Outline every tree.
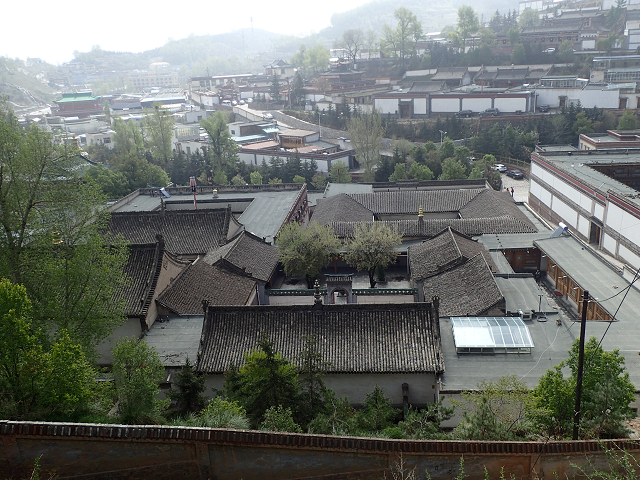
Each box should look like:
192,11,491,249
519,8,540,28
454,376,536,440
340,29,364,66
196,397,249,429
311,173,328,190
532,337,636,439
457,6,479,47
270,74,281,102
112,338,166,424
381,8,422,71
439,158,467,180
297,335,331,427
507,27,521,47
408,162,434,180
143,104,174,166
259,405,302,432
439,137,455,161
85,165,131,198
0,102,129,356
347,109,384,182
200,111,238,171
573,111,594,136
231,174,246,185
277,222,341,288
305,45,331,75
329,160,352,183
292,175,305,184
399,399,455,439
389,163,407,181
224,333,301,427
290,71,305,106
365,29,378,60
0,279,101,420
167,358,206,415
357,386,397,432
115,155,170,190
618,109,638,130
112,116,144,158
511,44,527,64
250,171,263,185
343,222,402,288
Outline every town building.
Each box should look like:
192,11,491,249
52,92,102,118
196,302,444,407
529,146,640,279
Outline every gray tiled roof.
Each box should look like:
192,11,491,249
349,189,483,215
495,68,529,80
312,194,374,225
431,67,468,80
202,231,280,283
408,227,498,280
156,260,256,314
460,189,536,227
332,216,538,238
118,243,163,317
422,254,504,317
409,81,447,93
197,303,444,374
107,208,230,256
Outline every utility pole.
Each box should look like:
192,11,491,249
572,290,589,440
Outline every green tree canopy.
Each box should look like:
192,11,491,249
0,101,129,356
439,158,467,180
347,109,384,182
329,160,352,183
519,8,540,28
617,109,638,130
112,338,166,424
277,221,341,288
457,6,480,43
224,333,301,427
143,104,174,166
200,111,238,172
343,222,402,288
454,376,537,440
0,279,101,420
531,337,636,439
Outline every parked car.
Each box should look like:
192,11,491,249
238,100,245,105
262,112,274,120
247,97,253,103
221,100,232,107
507,169,524,179
538,104,550,112
543,47,556,53
481,108,499,117
455,109,473,118
492,164,507,172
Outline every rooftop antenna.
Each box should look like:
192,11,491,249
190,176,198,210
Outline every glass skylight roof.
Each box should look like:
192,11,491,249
451,317,534,354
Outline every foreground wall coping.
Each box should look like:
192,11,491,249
1,421,638,454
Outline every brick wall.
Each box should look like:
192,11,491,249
2,421,638,480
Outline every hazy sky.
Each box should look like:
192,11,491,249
3,0,370,65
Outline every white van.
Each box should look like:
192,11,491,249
221,100,232,107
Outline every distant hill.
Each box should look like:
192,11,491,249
0,57,57,107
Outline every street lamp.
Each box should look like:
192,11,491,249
439,130,447,148
318,112,326,138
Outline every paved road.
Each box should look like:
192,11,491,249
500,173,529,203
